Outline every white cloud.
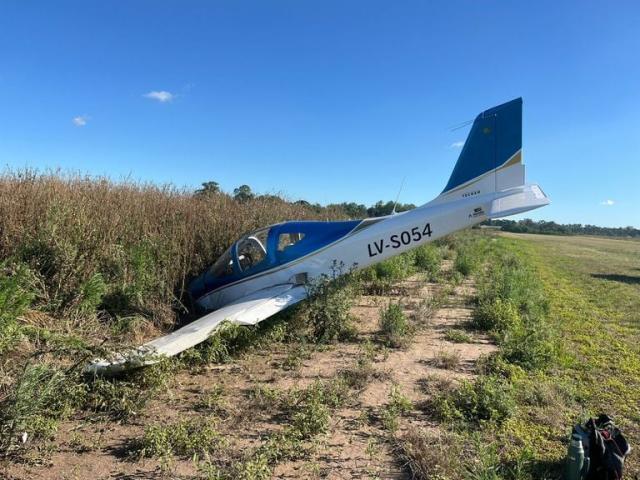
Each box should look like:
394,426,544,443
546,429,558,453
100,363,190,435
144,90,174,103
450,141,465,149
600,199,615,206
72,115,89,127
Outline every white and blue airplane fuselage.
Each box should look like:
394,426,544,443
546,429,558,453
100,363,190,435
88,97,549,374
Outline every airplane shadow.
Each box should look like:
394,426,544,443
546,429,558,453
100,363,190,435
591,273,640,285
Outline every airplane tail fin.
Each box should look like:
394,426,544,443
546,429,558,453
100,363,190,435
427,98,550,218
426,97,549,215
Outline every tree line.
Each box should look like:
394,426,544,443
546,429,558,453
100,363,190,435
195,182,637,235
483,218,640,238
194,181,416,218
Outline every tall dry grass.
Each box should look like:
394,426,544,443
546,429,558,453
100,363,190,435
0,170,344,330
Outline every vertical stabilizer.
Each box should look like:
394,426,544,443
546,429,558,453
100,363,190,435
429,98,525,205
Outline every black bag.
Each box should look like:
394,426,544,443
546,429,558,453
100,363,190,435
576,414,631,479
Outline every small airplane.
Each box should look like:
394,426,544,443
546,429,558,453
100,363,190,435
87,97,549,374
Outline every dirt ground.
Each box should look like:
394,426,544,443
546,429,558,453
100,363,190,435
5,271,495,480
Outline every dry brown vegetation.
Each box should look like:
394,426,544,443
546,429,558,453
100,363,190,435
0,170,344,330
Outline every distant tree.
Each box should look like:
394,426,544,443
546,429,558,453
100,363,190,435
367,200,416,218
195,181,221,196
327,202,368,218
233,184,254,202
257,194,283,202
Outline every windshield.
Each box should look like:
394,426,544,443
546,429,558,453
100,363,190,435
237,227,269,271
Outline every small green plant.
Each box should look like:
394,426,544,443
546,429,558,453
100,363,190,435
444,329,473,343
196,384,229,416
305,265,358,343
365,437,380,460
340,343,381,390
282,343,311,371
225,377,352,478
136,417,224,458
501,321,556,371
472,243,556,371
454,247,478,276
84,360,173,420
379,302,409,347
292,393,330,438
375,254,415,283
381,385,413,432
433,375,516,425
360,253,415,294
76,272,107,314
234,453,272,480
473,298,521,334
182,321,258,366
413,244,441,280
247,385,282,411
0,363,85,454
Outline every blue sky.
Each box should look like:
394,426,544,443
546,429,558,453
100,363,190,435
1,1,638,227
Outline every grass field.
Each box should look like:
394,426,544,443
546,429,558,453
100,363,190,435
490,233,640,477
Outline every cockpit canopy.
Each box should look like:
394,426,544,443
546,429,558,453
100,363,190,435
188,220,361,300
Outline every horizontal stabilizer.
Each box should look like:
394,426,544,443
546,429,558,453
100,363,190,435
488,184,550,218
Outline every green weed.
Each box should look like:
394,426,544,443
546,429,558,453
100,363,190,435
340,343,381,390
0,363,85,454
381,385,413,432
454,247,478,276
444,329,473,343
305,265,358,343
360,252,415,294
136,417,224,458
84,360,173,420
433,375,516,426
196,384,230,416
413,244,441,280
181,321,258,366
379,302,410,347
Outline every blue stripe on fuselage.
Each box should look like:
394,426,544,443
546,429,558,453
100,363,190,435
187,219,361,301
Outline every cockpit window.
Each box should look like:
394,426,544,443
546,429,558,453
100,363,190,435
277,232,305,252
237,228,269,271
209,247,235,278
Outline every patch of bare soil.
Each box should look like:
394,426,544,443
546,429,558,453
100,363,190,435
3,272,494,480
273,275,495,479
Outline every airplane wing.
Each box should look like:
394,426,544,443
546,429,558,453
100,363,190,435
86,283,307,375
